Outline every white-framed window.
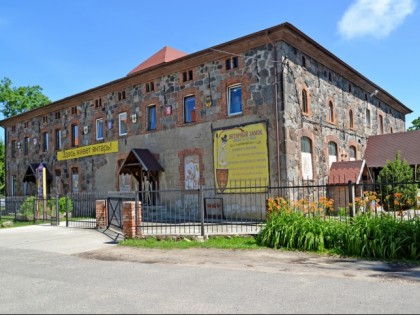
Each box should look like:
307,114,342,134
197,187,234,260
119,112,128,136
147,105,157,131
227,84,242,116
328,141,338,167
349,145,356,161
11,175,16,196
96,118,104,140
55,129,62,150
366,108,371,127
301,137,313,180
184,95,196,123
42,132,48,152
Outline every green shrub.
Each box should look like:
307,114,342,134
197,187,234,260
19,196,36,217
47,196,73,214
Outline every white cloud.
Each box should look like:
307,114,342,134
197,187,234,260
338,0,416,39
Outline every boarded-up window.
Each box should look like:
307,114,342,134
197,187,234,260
184,155,200,190
301,137,313,180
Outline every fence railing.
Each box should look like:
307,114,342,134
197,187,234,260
2,180,419,236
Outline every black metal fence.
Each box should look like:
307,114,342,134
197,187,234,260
2,179,419,236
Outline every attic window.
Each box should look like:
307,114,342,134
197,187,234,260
118,91,126,101
226,57,239,70
11,126,16,132
95,98,102,108
55,112,61,120
301,56,306,68
71,106,78,115
182,70,193,82
42,116,48,124
146,82,155,93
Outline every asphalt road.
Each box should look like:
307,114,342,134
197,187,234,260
0,224,419,314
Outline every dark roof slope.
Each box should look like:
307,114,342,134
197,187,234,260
328,160,366,184
364,130,420,168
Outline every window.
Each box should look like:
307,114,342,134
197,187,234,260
301,56,306,67
11,140,16,158
24,137,29,156
11,126,16,132
302,89,308,114
119,112,128,136
71,106,78,115
328,141,338,167
147,105,157,131
328,101,334,123
96,118,104,140
349,110,354,129
11,176,16,196
366,109,371,126
348,83,352,93
24,121,29,128
71,124,79,147
301,137,313,180
227,84,242,116
55,129,62,150
95,99,102,108
118,91,126,101
379,115,384,134
145,82,154,93
184,95,196,123
182,70,193,82
226,57,239,70
43,116,48,124
42,132,48,152
349,146,356,161
71,168,79,193
55,112,61,120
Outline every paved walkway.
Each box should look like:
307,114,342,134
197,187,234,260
0,224,119,255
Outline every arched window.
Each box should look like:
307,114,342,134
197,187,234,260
328,141,338,167
349,110,354,129
301,137,313,180
349,146,356,161
328,101,334,123
302,89,308,114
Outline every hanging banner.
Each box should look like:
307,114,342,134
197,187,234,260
213,122,269,193
57,140,118,161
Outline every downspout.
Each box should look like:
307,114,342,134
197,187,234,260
265,31,281,186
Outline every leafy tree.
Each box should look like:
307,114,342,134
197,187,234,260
408,117,420,131
0,77,51,118
378,151,418,211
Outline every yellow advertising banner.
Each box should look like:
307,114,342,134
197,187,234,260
57,140,119,161
213,122,269,193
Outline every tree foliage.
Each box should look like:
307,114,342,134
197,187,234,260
378,151,418,211
408,117,420,131
0,77,51,118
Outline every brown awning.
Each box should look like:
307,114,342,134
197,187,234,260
23,163,53,183
118,149,164,175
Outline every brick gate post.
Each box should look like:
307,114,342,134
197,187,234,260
122,201,142,239
95,200,108,229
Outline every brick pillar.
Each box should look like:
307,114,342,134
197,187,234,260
122,201,142,239
96,200,108,229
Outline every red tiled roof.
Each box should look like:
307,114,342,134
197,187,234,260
127,46,188,75
364,130,420,168
328,160,366,184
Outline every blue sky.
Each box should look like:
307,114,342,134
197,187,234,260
0,0,419,138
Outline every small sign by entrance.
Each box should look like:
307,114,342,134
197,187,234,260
204,198,224,219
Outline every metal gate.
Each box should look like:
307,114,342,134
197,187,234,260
107,192,137,230
65,192,105,228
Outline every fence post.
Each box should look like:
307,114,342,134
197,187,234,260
348,180,354,219
65,194,69,227
199,185,205,237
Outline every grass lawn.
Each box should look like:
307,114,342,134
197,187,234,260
120,235,261,250
0,215,36,228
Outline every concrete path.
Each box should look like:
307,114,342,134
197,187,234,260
0,223,120,255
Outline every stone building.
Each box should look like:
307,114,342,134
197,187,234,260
0,22,412,197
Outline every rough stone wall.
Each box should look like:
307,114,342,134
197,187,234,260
5,40,407,195
279,41,405,184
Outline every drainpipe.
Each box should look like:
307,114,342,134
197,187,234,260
265,31,281,186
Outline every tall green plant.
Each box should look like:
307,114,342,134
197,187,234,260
378,151,418,211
